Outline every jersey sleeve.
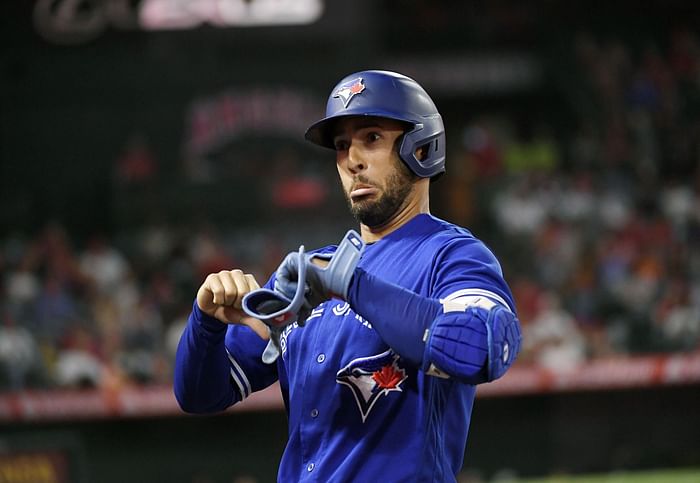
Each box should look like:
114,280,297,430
173,277,279,414
348,233,515,376
223,320,279,403
430,237,516,313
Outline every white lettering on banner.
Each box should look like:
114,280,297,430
141,0,324,30
33,0,324,45
19,391,108,420
663,354,700,382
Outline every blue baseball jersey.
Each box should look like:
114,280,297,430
175,214,515,482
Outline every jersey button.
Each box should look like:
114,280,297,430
317,353,325,363
310,408,319,418
307,463,315,472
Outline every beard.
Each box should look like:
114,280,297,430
343,158,417,228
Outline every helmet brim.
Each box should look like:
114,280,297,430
304,109,416,149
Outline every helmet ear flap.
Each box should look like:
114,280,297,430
399,123,446,179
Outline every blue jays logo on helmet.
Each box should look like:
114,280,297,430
333,77,366,108
336,350,407,422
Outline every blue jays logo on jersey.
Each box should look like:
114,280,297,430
333,77,365,108
336,349,407,422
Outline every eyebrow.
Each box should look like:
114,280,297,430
332,119,382,140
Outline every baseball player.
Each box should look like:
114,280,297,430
174,70,521,482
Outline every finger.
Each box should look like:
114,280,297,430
277,253,299,283
230,269,249,309
241,316,270,340
310,256,329,268
220,306,269,340
208,274,225,306
196,279,215,313
219,270,239,306
220,305,245,324
245,273,260,291
274,277,298,300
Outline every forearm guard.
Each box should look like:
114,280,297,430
423,303,521,384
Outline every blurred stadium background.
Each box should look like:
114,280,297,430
1,1,700,482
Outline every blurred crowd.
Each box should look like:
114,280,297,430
1,30,699,392
450,29,700,371
0,216,307,391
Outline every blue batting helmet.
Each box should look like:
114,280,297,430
305,70,446,179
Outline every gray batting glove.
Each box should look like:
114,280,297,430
275,230,365,323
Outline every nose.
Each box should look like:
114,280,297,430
347,143,366,174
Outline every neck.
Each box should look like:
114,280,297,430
360,180,430,243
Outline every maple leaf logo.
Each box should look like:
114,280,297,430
372,365,404,390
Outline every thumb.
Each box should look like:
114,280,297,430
240,316,270,341
276,252,301,299
217,307,269,341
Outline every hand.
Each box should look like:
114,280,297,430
274,230,365,321
196,270,269,340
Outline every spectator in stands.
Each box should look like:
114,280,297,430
0,313,44,390
78,234,130,295
54,325,105,389
522,291,587,371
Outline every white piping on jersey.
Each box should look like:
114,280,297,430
439,288,511,312
229,368,247,401
226,349,252,399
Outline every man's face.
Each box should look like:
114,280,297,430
333,116,417,228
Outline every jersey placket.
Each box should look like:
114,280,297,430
297,310,329,480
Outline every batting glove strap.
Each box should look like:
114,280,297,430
316,230,365,299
